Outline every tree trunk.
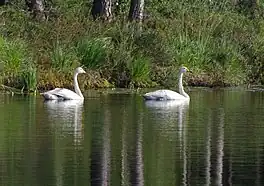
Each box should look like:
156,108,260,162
25,0,45,20
128,0,144,33
0,0,8,6
235,0,260,18
128,0,144,22
91,0,112,22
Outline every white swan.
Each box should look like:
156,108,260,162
42,67,86,100
143,66,190,101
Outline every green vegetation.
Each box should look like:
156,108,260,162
0,0,264,92
77,37,109,69
0,36,36,91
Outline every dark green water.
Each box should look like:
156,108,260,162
0,88,264,186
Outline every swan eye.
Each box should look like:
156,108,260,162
184,67,189,72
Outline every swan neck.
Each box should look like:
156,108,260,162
178,72,189,99
74,73,83,99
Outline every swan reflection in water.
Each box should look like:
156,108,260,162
144,99,189,139
144,100,189,185
44,99,84,144
144,100,189,135
144,99,189,110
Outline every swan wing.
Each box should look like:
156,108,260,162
143,89,186,100
43,88,62,94
42,88,63,100
42,88,82,100
53,88,82,100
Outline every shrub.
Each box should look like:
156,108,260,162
128,55,151,87
50,41,77,71
76,37,109,69
0,36,37,91
21,65,37,92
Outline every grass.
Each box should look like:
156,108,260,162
50,41,77,72
128,55,152,88
76,37,109,69
21,65,37,92
0,0,264,91
0,36,37,92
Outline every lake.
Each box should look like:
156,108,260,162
0,88,264,186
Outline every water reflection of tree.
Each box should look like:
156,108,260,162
184,89,264,186
119,95,144,186
184,108,226,185
102,108,111,186
90,94,145,186
90,97,112,186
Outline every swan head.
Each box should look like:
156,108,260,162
75,67,86,74
179,66,189,73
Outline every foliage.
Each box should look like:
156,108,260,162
244,20,264,85
21,65,37,92
0,36,37,91
76,37,108,69
0,0,264,90
128,55,152,87
50,41,77,72
0,36,27,75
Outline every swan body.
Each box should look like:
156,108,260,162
143,66,190,101
143,89,188,100
42,67,86,100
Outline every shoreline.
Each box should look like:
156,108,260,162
2,77,262,95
